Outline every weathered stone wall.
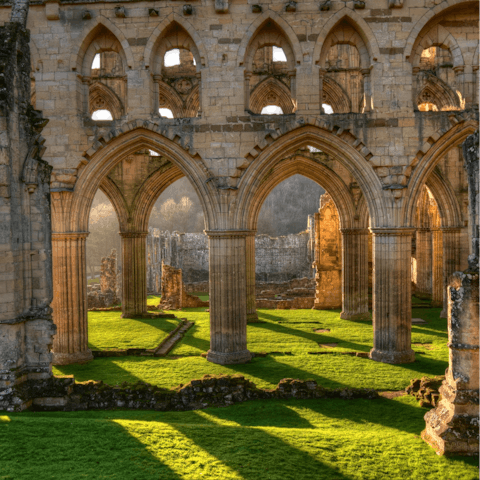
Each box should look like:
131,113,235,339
314,194,342,309
0,14,55,412
87,249,119,308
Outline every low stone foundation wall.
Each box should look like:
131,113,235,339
12,374,378,413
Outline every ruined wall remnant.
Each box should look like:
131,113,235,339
313,194,342,309
0,10,56,411
158,262,208,310
422,131,479,456
87,249,119,309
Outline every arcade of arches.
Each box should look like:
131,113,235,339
0,0,478,456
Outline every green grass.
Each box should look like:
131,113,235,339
1,396,477,479
87,311,181,350
55,307,449,391
87,277,99,284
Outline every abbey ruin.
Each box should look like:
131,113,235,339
0,0,478,457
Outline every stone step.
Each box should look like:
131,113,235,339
154,320,194,357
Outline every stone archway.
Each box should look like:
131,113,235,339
51,128,214,365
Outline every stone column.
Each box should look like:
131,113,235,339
319,68,326,113
120,231,148,318
431,227,443,307
361,68,372,112
340,228,370,320
441,227,461,318
415,228,433,299
206,230,252,365
369,228,415,364
51,232,93,365
245,232,258,322
423,270,479,455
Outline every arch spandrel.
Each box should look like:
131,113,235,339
235,125,386,229
68,128,215,234
403,119,478,227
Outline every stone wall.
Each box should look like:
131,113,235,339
87,249,119,308
0,14,56,412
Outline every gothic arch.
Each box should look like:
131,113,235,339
403,119,477,226
71,17,134,74
405,0,478,61
410,24,464,69
98,176,130,228
89,82,124,119
144,14,207,71
249,76,296,114
237,11,302,67
248,155,359,232
323,76,351,113
157,81,185,118
415,74,461,111
313,9,380,66
425,169,463,228
64,128,215,234
130,165,185,232
235,125,386,229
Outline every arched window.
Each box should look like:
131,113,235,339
159,108,174,118
244,21,297,114
152,23,201,119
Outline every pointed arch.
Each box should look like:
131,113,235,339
89,82,124,119
323,76,351,113
98,176,130,229
71,16,134,74
184,85,200,118
416,73,461,111
410,24,464,68
313,8,380,66
249,77,296,114
425,169,462,228
158,82,185,118
248,155,358,231
235,125,386,229
237,11,302,67
144,13,208,70
405,0,478,60
403,119,478,226
69,128,216,233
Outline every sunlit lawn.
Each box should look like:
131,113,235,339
1,396,477,480
88,311,181,350
56,307,449,392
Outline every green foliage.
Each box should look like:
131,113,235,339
1,397,477,479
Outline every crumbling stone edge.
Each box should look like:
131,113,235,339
0,374,379,413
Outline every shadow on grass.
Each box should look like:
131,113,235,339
170,323,211,353
250,317,372,353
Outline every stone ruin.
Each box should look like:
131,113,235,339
87,249,120,309
422,131,479,456
158,262,209,310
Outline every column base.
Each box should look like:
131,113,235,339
422,399,479,456
247,312,259,323
369,348,415,364
52,349,94,366
121,311,148,319
206,349,252,365
340,311,371,321
440,309,448,319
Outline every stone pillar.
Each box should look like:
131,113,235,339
441,227,461,318
361,68,372,112
431,227,443,307
340,229,370,320
206,230,252,365
369,228,415,364
120,231,148,318
415,228,433,299
51,232,93,365
319,68,326,113
422,270,479,455
245,232,258,322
